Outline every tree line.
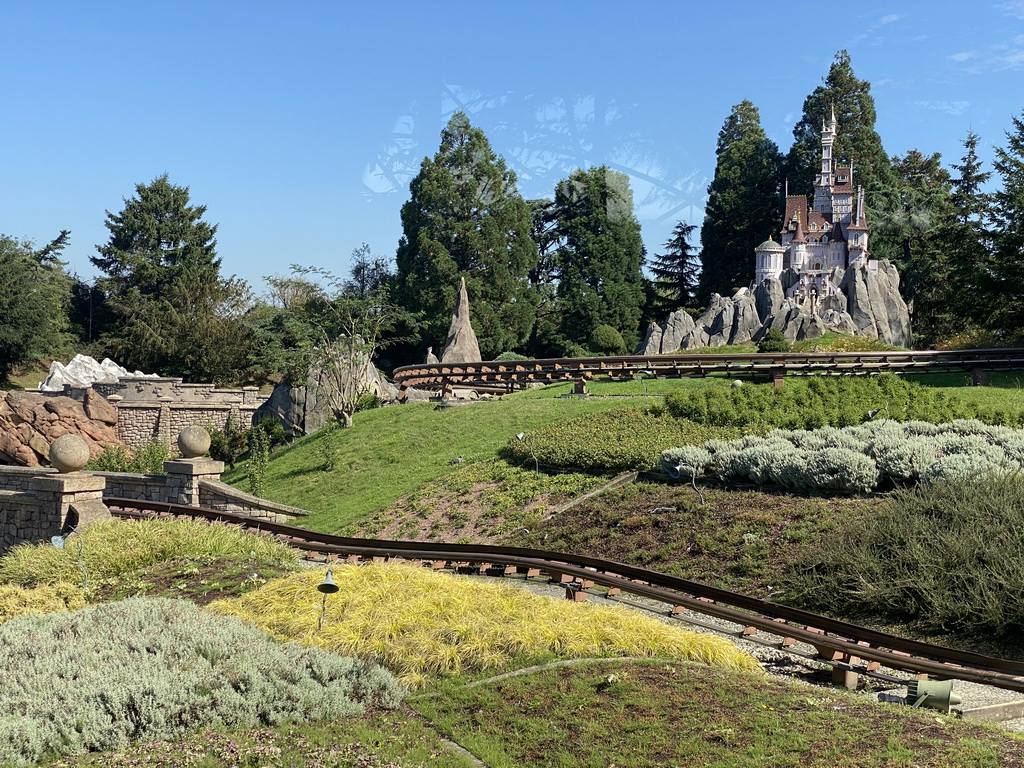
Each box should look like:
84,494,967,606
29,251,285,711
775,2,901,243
3,50,1024,389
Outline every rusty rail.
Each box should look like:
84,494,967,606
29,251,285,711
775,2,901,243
105,496,1024,694
392,348,1024,395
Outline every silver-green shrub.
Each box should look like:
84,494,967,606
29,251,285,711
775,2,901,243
0,598,404,767
661,420,1024,494
659,446,712,476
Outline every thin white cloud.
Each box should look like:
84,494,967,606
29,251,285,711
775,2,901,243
912,100,972,116
999,0,1024,19
950,51,977,62
879,13,904,24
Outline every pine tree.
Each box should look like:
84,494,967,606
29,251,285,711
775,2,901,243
944,131,993,332
986,112,1024,338
649,220,700,315
92,175,251,383
697,101,781,303
885,151,955,345
395,112,538,358
553,166,647,352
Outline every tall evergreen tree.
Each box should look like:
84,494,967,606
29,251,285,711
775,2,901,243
883,151,955,344
697,101,781,303
650,220,700,315
93,175,252,383
554,166,646,351
943,131,992,331
395,112,538,358
0,232,72,381
986,112,1024,338
785,51,895,200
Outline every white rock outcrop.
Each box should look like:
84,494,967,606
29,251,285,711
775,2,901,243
40,355,158,392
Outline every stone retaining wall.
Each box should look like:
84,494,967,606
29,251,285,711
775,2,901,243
199,479,309,522
0,455,308,554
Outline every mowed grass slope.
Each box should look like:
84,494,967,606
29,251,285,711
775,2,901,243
224,388,727,532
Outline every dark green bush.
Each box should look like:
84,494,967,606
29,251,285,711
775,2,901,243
664,374,1024,430
591,324,627,356
500,408,739,472
757,328,790,353
494,351,529,362
786,476,1024,638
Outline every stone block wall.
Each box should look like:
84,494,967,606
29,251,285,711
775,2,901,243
38,378,268,450
0,457,309,554
0,491,44,553
199,479,309,523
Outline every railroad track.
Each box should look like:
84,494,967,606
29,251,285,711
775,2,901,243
393,348,1024,395
105,496,1024,695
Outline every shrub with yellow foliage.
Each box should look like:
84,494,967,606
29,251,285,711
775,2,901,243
0,583,85,625
210,563,761,689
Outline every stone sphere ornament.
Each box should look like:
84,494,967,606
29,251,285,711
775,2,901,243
49,434,91,473
177,426,211,458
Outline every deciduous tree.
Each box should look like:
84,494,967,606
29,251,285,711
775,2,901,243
0,232,72,381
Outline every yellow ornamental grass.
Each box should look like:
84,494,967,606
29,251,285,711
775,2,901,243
0,518,299,587
209,563,761,689
0,582,85,625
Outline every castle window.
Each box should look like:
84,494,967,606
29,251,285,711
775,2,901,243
838,175,848,182
822,236,829,244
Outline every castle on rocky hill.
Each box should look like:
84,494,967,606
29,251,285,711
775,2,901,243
753,106,874,312
637,107,912,355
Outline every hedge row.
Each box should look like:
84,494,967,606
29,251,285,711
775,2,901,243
664,375,1024,430
501,408,741,472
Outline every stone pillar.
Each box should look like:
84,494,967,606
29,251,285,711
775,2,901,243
157,396,173,445
30,434,110,540
163,458,224,507
242,386,259,407
163,426,222,507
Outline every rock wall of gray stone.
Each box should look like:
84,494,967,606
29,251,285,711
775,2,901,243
637,260,912,354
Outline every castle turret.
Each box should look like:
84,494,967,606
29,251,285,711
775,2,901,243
813,105,838,213
754,237,785,283
847,186,869,266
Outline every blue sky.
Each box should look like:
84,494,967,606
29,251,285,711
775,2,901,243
4,1,1024,294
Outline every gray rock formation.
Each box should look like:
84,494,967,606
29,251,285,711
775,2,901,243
636,310,696,355
254,360,397,438
841,262,912,347
639,260,912,353
440,277,482,364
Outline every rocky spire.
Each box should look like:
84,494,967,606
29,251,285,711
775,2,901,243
440,277,482,363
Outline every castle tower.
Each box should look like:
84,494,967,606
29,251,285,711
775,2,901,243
813,105,838,214
755,237,785,282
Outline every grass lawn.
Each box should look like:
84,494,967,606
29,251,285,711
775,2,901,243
412,659,1024,768
223,394,670,532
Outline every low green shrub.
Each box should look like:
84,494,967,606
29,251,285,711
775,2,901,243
501,408,740,472
789,333,905,353
661,420,1024,493
494,351,529,362
87,441,172,474
787,476,1024,637
0,518,299,588
0,598,404,766
756,328,790,353
664,374,1024,430
591,324,627,355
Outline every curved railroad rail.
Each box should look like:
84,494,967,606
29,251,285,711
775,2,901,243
106,496,1024,695
393,348,1024,396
